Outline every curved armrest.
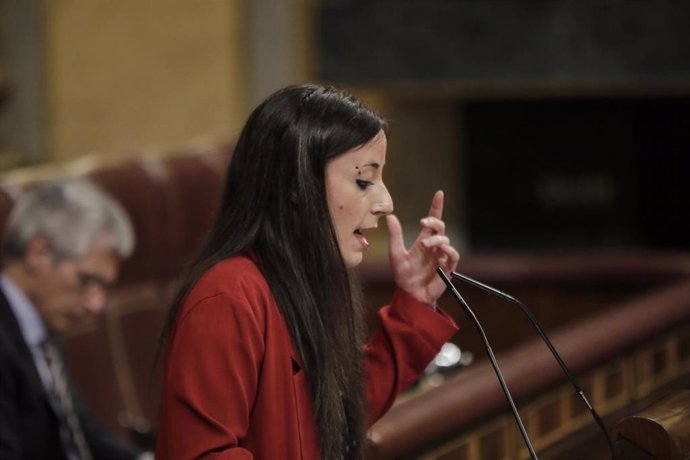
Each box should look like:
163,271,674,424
613,389,690,460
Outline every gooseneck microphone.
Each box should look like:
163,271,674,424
450,270,616,459
435,268,539,460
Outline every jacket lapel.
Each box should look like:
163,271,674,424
0,286,53,400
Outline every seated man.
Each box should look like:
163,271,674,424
0,179,150,459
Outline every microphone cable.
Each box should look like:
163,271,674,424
450,270,617,459
436,268,539,460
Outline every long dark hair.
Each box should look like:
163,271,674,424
161,84,388,459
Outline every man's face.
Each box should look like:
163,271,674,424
32,233,120,333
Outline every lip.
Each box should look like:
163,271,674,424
354,229,370,249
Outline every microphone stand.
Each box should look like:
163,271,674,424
436,268,539,460
450,271,617,459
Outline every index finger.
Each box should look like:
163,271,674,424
428,190,444,220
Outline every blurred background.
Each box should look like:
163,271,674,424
2,1,690,459
2,0,689,253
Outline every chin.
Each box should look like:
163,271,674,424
48,319,68,333
343,253,363,269
53,315,83,333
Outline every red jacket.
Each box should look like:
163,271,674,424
156,256,457,459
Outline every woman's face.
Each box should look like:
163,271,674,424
325,130,393,268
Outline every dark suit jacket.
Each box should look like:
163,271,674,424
0,285,140,460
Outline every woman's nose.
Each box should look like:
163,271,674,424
372,184,394,216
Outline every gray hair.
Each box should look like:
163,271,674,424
2,178,135,262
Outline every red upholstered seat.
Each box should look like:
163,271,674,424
87,160,175,285
156,146,229,277
0,145,232,449
62,314,131,442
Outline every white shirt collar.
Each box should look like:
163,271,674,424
0,273,48,347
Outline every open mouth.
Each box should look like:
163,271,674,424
354,229,370,249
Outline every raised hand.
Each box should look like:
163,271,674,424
386,190,460,305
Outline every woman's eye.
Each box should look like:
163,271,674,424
356,179,373,190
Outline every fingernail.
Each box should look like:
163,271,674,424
422,238,431,247
421,218,429,225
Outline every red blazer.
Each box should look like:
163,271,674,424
156,256,457,459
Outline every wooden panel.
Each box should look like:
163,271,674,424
367,280,690,459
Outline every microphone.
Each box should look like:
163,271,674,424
435,268,539,459
450,270,616,459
